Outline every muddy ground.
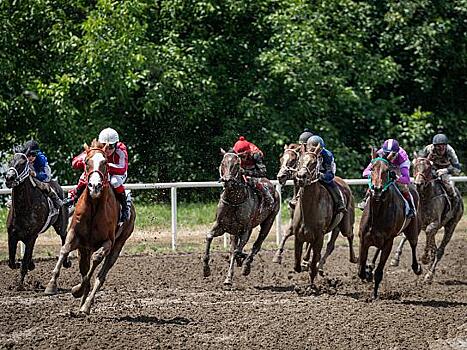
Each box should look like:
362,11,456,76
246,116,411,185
0,236,466,350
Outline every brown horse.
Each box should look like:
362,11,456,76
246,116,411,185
274,144,357,274
390,155,464,283
45,140,136,314
203,150,280,286
4,149,70,287
358,154,422,299
293,145,355,290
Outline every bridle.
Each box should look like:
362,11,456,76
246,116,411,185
85,148,109,187
368,157,393,194
298,151,322,185
219,152,243,184
7,153,31,187
413,157,433,184
279,147,301,175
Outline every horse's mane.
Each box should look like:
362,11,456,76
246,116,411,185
84,139,105,151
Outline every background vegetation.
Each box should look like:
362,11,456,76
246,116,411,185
1,0,465,201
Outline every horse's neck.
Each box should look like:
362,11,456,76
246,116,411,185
369,186,401,217
12,177,36,213
418,182,434,200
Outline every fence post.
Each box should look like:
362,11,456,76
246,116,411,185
275,183,282,246
171,187,177,251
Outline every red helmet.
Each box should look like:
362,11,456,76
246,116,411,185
233,136,251,153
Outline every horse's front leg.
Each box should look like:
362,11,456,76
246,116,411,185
19,236,38,288
318,228,339,275
203,223,224,278
79,239,112,314
272,219,293,264
425,220,456,283
422,223,438,265
373,240,394,299
7,232,20,270
308,234,324,292
45,229,79,295
358,240,370,282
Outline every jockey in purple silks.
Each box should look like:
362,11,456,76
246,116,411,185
361,139,415,218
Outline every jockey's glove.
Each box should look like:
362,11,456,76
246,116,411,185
389,170,398,181
436,168,449,177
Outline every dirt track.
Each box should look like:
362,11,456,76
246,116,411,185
0,238,466,350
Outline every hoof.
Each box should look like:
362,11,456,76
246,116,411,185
242,263,251,276
318,268,324,277
79,306,91,315
350,257,358,264
8,262,20,270
71,284,84,298
413,264,422,276
424,271,434,284
28,261,35,271
294,265,302,273
301,261,309,271
44,284,58,295
272,254,282,264
389,258,400,267
223,279,232,286
63,259,72,269
203,265,211,278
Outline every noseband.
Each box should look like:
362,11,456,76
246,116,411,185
299,152,322,185
86,148,109,186
279,148,301,174
368,157,393,193
219,152,243,184
8,153,31,187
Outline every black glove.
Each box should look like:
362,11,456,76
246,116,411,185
389,170,397,181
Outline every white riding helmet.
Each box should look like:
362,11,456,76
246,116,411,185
98,128,119,144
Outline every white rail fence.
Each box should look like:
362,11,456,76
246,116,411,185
1,176,466,251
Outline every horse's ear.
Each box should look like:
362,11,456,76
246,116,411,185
371,146,377,159
284,144,288,150
220,148,226,155
413,151,418,159
314,144,322,155
83,143,89,152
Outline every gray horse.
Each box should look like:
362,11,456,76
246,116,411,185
5,150,70,287
203,150,280,286
390,155,464,283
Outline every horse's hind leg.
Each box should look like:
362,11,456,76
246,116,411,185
422,223,439,265
318,228,339,275
390,235,406,267
71,248,91,299
203,223,224,278
80,238,128,314
273,220,293,264
45,229,79,295
425,220,457,283
243,215,275,276
19,237,37,288
53,209,71,268
301,243,312,271
405,228,422,277
224,235,240,286
373,240,393,299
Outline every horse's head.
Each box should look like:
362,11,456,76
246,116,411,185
277,143,301,185
296,144,322,187
84,139,109,199
219,148,242,189
369,156,393,200
5,146,30,188
412,154,433,187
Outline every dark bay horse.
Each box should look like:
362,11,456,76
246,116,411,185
45,140,136,314
5,149,70,286
390,155,464,283
358,154,422,299
274,144,357,272
293,145,356,290
203,150,280,286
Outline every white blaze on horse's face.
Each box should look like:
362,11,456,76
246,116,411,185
87,152,106,198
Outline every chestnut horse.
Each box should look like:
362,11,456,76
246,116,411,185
203,150,280,286
390,155,463,283
274,143,357,273
293,145,355,290
5,149,70,286
45,140,136,314
358,154,422,299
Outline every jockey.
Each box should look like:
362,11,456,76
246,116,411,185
232,136,274,205
64,128,130,223
362,139,415,218
420,133,461,200
298,128,313,145
306,135,346,213
21,140,63,209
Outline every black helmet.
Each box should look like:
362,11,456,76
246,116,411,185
23,140,39,156
298,128,313,144
432,134,448,145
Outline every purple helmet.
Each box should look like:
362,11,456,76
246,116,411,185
382,139,400,153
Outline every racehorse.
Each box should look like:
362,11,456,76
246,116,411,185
390,155,463,283
274,143,357,273
203,149,280,286
293,144,355,291
5,148,70,287
45,140,136,314
358,152,422,299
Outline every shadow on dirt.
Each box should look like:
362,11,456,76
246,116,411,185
254,285,295,293
438,279,467,286
116,315,192,325
400,299,467,308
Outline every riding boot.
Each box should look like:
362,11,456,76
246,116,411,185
357,190,370,211
442,181,457,200
402,191,415,218
116,191,129,223
328,184,346,213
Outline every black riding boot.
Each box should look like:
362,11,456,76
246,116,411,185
32,178,63,209
328,184,346,213
116,192,129,223
402,192,415,218
255,181,274,206
64,185,85,208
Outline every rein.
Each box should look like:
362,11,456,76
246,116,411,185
279,148,301,174
8,153,31,187
85,149,109,186
368,157,393,192
299,152,322,185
